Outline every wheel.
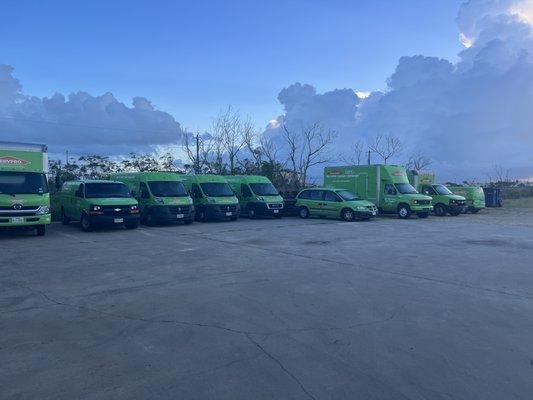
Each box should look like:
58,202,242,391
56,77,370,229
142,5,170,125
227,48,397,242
184,219,193,225
274,214,282,219
434,203,446,217
449,209,461,216
341,208,355,222
397,204,411,219
470,208,480,214
299,206,309,219
80,213,93,232
61,208,70,225
36,225,46,236
247,207,256,219
145,211,156,226
417,212,429,218
125,221,139,229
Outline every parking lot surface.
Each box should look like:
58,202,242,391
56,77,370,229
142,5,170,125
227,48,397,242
2,209,533,399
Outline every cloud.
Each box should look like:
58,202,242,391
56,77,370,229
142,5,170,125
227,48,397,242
0,65,184,155
266,0,533,180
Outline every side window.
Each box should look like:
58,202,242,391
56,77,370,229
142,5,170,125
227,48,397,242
298,190,309,200
77,183,84,198
140,182,150,199
422,185,433,195
191,184,203,199
241,184,252,197
324,191,341,202
308,190,323,201
385,184,397,195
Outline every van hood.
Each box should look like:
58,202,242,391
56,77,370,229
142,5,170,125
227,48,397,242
156,196,192,205
346,199,375,207
448,194,466,201
258,195,283,203
0,193,49,208
210,196,239,204
87,197,138,206
404,193,432,201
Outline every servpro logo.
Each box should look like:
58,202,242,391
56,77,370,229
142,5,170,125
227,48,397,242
327,170,342,176
0,156,29,166
392,171,405,177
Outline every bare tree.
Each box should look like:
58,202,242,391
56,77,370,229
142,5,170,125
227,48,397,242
406,151,432,171
339,141,364,165
369,134,402,164
215,106,246,174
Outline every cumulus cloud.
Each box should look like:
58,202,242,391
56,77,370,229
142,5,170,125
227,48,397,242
266,0,533,180
0,65,184,155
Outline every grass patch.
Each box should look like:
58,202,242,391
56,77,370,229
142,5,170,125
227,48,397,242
504,197,533,208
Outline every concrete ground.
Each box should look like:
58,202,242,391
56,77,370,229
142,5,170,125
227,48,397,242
1,208,533,400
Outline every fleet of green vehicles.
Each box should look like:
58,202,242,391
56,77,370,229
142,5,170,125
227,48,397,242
0,141,51,236
224,175,284,218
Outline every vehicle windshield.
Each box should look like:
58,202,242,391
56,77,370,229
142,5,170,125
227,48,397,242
249,183,279,196
394,183,418,194
200,182,234,197
0,172,49,195
336,190,358,201
148,181,188,197
433,184,453,195
85,183,131,198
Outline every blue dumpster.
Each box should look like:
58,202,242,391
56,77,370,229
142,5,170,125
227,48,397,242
483,187,503,207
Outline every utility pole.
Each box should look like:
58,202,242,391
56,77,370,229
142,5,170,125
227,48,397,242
66,150,69,165
195,133,200,174
367,150,371,165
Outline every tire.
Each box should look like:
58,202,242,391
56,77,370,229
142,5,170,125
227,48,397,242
36,225,46,236
341,208,355,222
184,219,193,225
61,208,70,225
470,208,480,214
125,221,139,229
434,203,446,217
299,206,309,219
397,204,411,219
80,213,92,232
145,211,156,227
196,209,207,222
417,212,429,218
449,209,461,216
274,214,282,219
247,207,256,219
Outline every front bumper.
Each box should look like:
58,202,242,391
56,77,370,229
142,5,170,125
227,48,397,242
89,214,140,226
0,213,51,227
204,204,240,219
147,205,195,222
411,205,433,212
248,202,284,216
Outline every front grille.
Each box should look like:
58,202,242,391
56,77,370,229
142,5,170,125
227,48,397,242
0,205,37,211
168,205,190,214
267,203,284,209
0,211,37,217
418,200,431,205
218,205,237,212
366,205,378,211
101,206,131,216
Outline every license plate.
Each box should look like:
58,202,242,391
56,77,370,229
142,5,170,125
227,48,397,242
225,212,232,216
273,209,279,214
11,217,24,224
114,218,123,223
176,214,184,219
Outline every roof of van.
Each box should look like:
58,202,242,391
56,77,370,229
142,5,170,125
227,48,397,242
111,171,182,181
180,174,228,183
224,175,272,184
63,179,125,184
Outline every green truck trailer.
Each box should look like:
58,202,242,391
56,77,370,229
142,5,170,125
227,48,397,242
324,165,433,218
0,141,51,236
224,175,284,218
111,172,194,225
407,171,466,216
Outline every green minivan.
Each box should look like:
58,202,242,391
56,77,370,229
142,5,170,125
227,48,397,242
181,175,240,221
295,187,378,221
224,175,284,219
59,180,140,231
111,172,194,225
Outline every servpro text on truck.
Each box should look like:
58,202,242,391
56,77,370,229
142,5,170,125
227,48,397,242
324,165,433,219
0,141,51,236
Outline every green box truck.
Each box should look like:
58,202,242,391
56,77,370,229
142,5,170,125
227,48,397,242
407,171,466,216
0,141,51,236
181,175,240,221
446,185,486,213
111,172,194,225
324,165,433,219
59,180,140,231
224,175,284,219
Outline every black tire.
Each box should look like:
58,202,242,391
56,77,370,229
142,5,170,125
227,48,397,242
80,213,92,232
196,209,207,222
449,209,461,216
36,225,46,236
434,203,446,217
145,211,156,227
417,212,429,219
341,208,355,222
125,221,139,229
184,219,193,225
397,204,411,219
61,208,70,225
470,208,480,214
299,206,309,219
247,207,256,219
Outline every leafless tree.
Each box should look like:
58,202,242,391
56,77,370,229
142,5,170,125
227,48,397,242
339,141,364,165
369,134,402,164
405,151,432,171
215,106,246,174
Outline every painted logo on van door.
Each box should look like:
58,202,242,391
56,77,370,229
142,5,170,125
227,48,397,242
0,156,30,166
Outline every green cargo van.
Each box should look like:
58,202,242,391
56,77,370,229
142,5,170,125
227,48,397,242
111,172,194,225
296,187,377,221
324,165,433,218
59,180,140,231
408,171,466,216
224,175,284,218
181,175,240,221
447,185,486,213
0,141,50,236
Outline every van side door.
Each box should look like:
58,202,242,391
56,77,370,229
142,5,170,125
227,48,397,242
383,183,398,212
323,190,342,217
139,182,151,211
191,184,203,204
241,184,253,208
74,183,84,218
307,190,324,216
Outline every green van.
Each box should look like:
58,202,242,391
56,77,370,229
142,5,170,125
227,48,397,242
408,171,466,216
181,175,240,221
59,180,140,231
224,175,284,218
111,172,194,225
447,185,486,213
295,187,378,221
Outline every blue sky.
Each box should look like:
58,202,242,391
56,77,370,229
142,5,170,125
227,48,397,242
1,0,464,132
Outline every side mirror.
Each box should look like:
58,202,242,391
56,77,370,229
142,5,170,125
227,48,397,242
75,189,83,198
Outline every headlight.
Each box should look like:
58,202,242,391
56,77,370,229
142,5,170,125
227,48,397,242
36,206,50,214
154,197,164,204
207,197,216,204
411,200,419,204
90,205,101,211
131,205,138,211
188,197,193,204
257,196,264,201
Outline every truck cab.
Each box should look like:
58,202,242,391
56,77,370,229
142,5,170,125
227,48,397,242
447,185,486,213
111,172,194,225
224,175,284,219
408,171,466,216
59,180,140,231
181,175,240,221
0,141,51,236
